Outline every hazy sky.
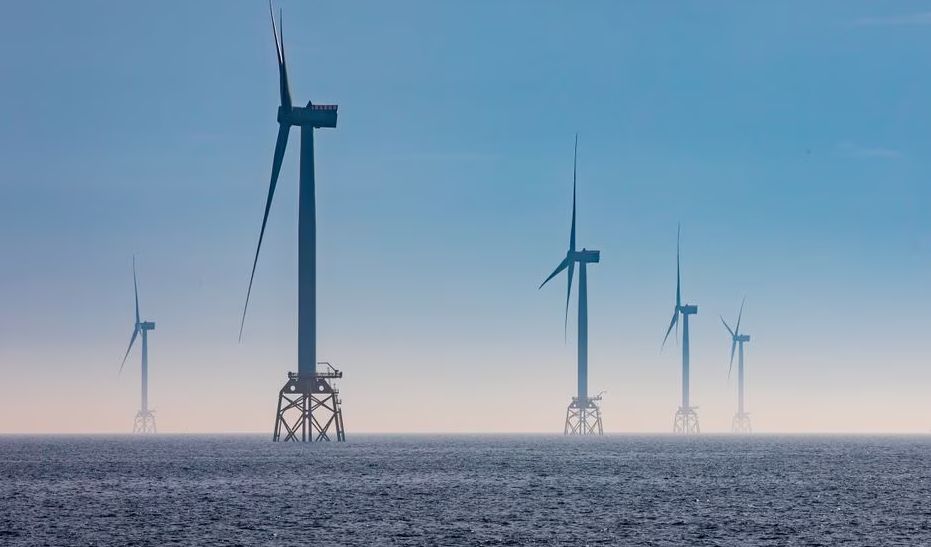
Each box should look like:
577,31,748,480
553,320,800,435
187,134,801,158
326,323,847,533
2,1,931,434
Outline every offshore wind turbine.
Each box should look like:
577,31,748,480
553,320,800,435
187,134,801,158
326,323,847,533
722,298,752,434
240,3,344,442
662,225,700,434
118,257,156,434
540,135,604,435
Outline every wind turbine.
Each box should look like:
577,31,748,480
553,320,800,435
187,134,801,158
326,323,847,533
662,225,700,434
119,256,156,434
240,2,344,442
722,298,752,434
540,135,604,435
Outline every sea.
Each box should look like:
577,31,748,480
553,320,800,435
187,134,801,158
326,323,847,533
0,434,929,546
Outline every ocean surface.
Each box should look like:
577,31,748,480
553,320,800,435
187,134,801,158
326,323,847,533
0,434,929,546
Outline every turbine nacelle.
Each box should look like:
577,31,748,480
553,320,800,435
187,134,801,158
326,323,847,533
736,334,750,343
569,249,600,264
679,304,698,315
277,104,338,128
138,321,156,331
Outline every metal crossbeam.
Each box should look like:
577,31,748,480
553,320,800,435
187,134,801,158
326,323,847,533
273,371,345,442
732,412,752,434
133,410,157,434
564,396,603,436
673,406,700,435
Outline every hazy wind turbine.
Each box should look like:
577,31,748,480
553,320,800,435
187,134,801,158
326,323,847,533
540,135,604,435
662,225,700,434
239,2,344,442
722,298,752,434
118,256,156,434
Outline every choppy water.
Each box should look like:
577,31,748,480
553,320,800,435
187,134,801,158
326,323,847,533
1,434,929,546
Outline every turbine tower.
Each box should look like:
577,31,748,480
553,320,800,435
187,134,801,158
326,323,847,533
540,135,604,436
722,298,751,434
662,225,700,434
240,3,345,442
119,256,156,434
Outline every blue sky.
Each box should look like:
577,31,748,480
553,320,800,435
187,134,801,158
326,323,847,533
1,1,931,433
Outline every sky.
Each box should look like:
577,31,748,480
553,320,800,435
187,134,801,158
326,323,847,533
1,1,931,434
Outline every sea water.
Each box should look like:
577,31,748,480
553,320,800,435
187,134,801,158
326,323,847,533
1,434,929,546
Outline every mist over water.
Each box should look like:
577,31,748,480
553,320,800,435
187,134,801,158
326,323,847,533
1,434,929,545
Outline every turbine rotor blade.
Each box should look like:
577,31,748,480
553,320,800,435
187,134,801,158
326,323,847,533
735,296,746,335
728,339,737,381
721,316,735,338
676,310,680,345
661,310,679,350
676,223,681,308
269,1,292,109
564,260,575,340
119,327,139,376
569,134,577,252
539,257,569,290
133,256,140,325
240,123,291,341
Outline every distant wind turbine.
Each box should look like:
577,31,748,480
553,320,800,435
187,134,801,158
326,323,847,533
721,298,752,434
119,256,156,434
662,225,700,435
540,135,604,436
